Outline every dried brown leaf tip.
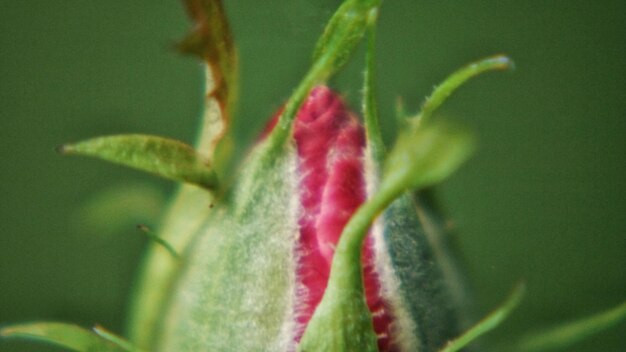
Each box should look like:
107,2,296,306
179,0,236,108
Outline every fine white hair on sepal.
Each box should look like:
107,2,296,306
157,141,301,351
364,144,421,352
373,216,422,352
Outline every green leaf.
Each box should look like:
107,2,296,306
179,0,238,170
418,55,514,124
269,0,381,149
1,322,129,351
59,134,218,190
438,282,526,352
513,300,626,352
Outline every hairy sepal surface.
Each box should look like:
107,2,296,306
157,138,300,351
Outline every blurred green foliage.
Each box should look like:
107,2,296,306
1,1,624,351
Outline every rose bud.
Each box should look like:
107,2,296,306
153,86,472,351
5,1,621,351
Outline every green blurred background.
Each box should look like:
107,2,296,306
1,1,624,351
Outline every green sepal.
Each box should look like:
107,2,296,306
381,121,475,197
269,0,381,148
154,140,301,351
59,134,218,190
438,282,526,352
512,299,626,352
296,271,378,352
313,0,381,71
0,322,135,352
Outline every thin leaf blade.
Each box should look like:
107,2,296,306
59,134,218,190
1,322,126,352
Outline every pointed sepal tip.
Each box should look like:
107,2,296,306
60,134,219,190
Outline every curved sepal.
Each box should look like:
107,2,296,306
269,0,381,148
0,322,138,352
59,134,218,190
312,0,381,75
417,55,514,125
